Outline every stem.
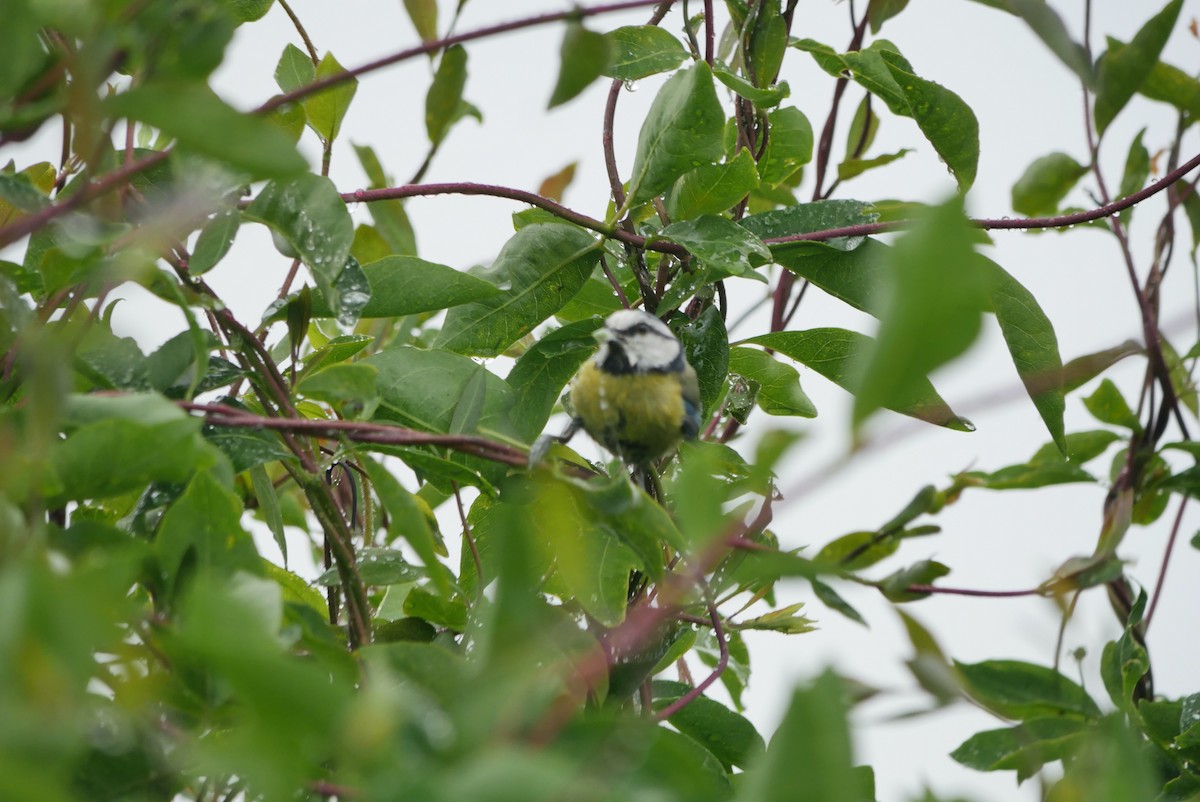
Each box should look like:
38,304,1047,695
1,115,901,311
278,0,321,64
1145,496,1187,630
703,0,715,66
258,0,671,115
654,584,727,720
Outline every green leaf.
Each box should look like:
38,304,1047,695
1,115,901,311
1100,591,1150,711
505,318,602,442
426,44,468,145
738,602,818,634
758,106,814,187
361,456,449,595
107,83,306,177
1011,152,1088,216
295,363,379,419
627,63,725,206
368,346,518,438
739,670,858,802
189,208,239,276
728,347,817,417
307,255,502,318
666,148,760,220
156,470,261,594
747,328,968,429
302,334,373,375
653,680,766,769
1139,54,1200,117
318,547,422,587
1118,129,1150,201
303,52,357,142
1094,0,1182,135
867,0,910,33
840,45,980,190
740,199,879,256
677,305,729,416
844,95,879,158
402,0,438,42
50,414,212,502
713,68,791,108
1062,340,1143,393
880,559,950,601
273,42,315,94
436,223,600,357
812,579,867,625
353,144,418,256
403,586,466,630
1084,379,1141,431
602,25,688,80
204,424,293,474
0,0,47,98
852,197,985,430
224,0,274,22
249,464,287,563
650,214,771,281
984,260,1066,451
837,148,912,181
549,22,613,109
244,174,353,310
973,0,1093,88
951,718,1088,781
955,659,1102,720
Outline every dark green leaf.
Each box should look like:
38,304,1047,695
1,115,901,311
666,147,760,220
1011,152,1088,216
1062,340,1143,393
426,45,468,145
956,659,1102,720
758,106,814,187
204,425,293,474
740,199,878,256
812,579,867,625
244,174,353,308
650,214,771,282
505,318,602,442
840,45,979,190
677,305,729,416
319,547,422,587
224,0,274,22
304,52,357,142
852,197,985,430
367,346,518,438
436,223,600,357
747,328,968,429
713,68,791,108
951,718,1088,780
0,0,46,98
602,25,688,80
627,63,725,206
728,347,817,417
984,260,1066,451
549,22,613,109
844,95,879,158
1100,591,1150,711
189,208,239,276
403,586,467,630
1094,0,1182,135
311,256,501,318
107,83,306,177
653,679,766,769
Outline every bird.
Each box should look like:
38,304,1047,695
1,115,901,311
567,309,701,466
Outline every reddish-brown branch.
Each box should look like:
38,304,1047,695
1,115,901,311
257,0,670,115
183,401,530,468
902,584,1044,598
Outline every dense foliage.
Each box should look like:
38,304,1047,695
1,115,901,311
2,1,1199,800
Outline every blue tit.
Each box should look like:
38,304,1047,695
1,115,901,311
570,309,701,465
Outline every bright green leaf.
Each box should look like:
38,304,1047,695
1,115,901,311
602,25,688,80
1011,152,1088,216
666,148,760,220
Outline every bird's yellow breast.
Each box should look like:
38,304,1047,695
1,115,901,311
570,361,687,464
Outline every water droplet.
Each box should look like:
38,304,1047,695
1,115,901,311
623,79,639,92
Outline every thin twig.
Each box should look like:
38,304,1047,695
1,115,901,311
1145,496,1187,630
654,586,728,720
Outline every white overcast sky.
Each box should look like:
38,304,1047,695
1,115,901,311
7,2,1200,801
